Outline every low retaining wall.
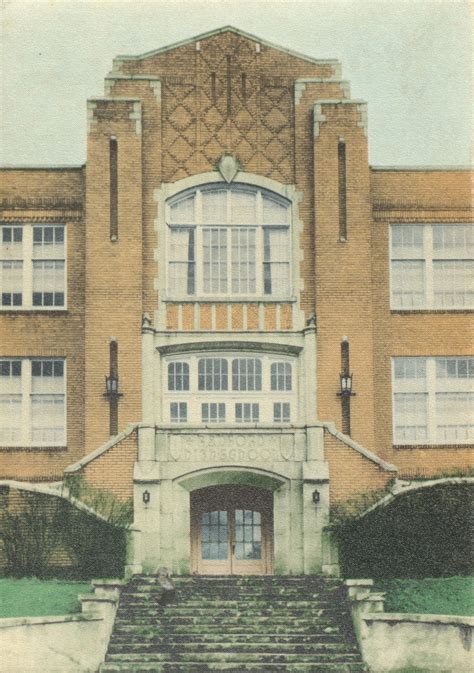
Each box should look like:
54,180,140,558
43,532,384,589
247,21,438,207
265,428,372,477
361,613,474,673
347,579,474,673
0,580,122,673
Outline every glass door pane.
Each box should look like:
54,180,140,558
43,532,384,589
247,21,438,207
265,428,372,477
234,509,262,560
201,510,228,560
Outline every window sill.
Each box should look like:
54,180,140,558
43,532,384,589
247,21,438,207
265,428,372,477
390,309,473,314
163,296,297,303
0,445,68,452
393,444,473,450
0,309,68,314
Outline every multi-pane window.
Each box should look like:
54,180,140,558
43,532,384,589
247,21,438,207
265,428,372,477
167,185,290,298
201,511,228,560
232,358,262,391
198,359,228,391
164,354,295,424
390,224,473,309
168,362,190,391
202,403,226,423
235,403,259,423
270,362,292,391
170,402,187,423
1,227,23,307
273,402,290,422
234,509,261,560
0,360,22,443
392,356,473,445
0,225,66,309
0,358,66,446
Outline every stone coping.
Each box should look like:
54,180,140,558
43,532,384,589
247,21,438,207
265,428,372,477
79,594,118,603
91,579,125,588
0,614,101,628
345,579,374,587
363,613,474,626
323,423,398,472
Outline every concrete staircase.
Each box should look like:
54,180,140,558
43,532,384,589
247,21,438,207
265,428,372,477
100,575,368,673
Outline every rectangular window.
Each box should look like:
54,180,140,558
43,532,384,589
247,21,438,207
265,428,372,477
392,356,473,445
0,358,66,446
270,362,292,391
231,228,256,294
203,228,228,293
263,227,290,295
232,358,262,391
0,360,22,443
168,362,190,391
390,224,474,310
0,224,66,310
273,402,290,423
169,227,195,295
198,359,228,391
32,261,65,307
235,403,259,423
170,402,187,423
1,226,23,307
201,402,225,423
1,261,23,306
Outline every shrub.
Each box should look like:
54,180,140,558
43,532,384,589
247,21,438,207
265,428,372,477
334,483,473,578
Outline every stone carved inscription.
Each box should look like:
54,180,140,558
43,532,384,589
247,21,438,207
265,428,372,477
167,433,303,463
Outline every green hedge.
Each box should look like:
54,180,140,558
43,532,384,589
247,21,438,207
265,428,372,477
335,483,473,578
1,490,128,579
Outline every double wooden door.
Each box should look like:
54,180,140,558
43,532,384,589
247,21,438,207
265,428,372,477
191,485,273,575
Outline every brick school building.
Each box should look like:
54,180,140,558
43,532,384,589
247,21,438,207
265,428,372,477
0,27,472,575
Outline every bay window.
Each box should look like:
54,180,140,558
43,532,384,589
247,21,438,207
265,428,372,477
167,185,291,298
165,353,295,425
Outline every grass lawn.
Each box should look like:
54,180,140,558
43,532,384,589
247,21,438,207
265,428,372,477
0,578,93,618
375,576,474,616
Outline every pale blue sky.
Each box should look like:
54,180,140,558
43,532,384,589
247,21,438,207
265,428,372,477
1,0,472,166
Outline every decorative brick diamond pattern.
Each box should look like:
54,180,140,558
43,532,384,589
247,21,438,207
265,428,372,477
161,33,294,183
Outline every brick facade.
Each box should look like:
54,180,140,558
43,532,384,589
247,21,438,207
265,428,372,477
0,27,472,512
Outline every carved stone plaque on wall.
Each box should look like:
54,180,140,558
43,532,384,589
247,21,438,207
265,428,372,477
166,432,304,463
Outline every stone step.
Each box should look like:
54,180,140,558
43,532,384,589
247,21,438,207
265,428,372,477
131,577,342,586
109,632,346,643
105,652,363,664
108,642,358,658
100,663,368,673
119,598,341,609
101,575,363,673
113,616,344,628
112,624,344,636
116,608,347,619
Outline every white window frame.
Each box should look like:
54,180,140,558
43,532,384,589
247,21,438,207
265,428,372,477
163,352,295,425
390,224,473,310
166,185,291,300
0,357,66,446
0,224,67,311
392,356,473,445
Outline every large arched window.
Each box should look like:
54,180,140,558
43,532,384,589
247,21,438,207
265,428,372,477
167,184,291,298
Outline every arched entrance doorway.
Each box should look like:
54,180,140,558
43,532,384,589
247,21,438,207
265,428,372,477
190,485,273,575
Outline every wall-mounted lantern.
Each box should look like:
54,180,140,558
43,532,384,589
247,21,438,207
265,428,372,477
142,490,151,506
312,489,321,505
104,374,122,398
337,372,355,397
